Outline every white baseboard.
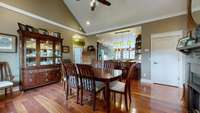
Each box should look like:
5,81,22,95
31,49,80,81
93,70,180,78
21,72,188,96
141,78,153,83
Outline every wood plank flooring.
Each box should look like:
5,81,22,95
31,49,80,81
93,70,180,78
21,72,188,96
0,81,188,113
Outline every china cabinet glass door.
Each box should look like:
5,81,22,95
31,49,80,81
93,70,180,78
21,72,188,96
40,40,53,65
25,38,37,67
55,42,62,64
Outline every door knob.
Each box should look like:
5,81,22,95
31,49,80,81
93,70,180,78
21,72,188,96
153,62,158,64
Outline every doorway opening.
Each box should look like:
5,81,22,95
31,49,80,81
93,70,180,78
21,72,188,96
73,47,83,64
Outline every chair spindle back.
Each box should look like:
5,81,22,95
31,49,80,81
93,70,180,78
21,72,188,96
63,63,78,88
76,64,95,92
0,62,13,81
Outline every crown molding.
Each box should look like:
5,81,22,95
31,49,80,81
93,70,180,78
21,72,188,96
86,11,187,36
0,2,85,35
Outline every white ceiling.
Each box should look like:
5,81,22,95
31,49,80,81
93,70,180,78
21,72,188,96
64,0,187,35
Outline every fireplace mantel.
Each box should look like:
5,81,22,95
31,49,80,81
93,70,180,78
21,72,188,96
177,43,200,54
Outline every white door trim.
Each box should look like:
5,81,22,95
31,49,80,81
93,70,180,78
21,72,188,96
150,30,184,87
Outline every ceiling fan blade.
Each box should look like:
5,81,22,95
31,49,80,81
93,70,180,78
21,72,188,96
97,0,111,6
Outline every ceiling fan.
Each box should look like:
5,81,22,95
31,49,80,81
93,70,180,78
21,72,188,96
90,0,111,11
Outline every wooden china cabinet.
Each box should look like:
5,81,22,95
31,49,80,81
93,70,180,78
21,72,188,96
18,30,63,90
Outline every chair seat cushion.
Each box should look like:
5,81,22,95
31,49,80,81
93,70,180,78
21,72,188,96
0,81,13,89
109,81,125,93
95,81,105,92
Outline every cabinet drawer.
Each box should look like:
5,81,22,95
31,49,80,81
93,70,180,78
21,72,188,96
21,68,61,90
36,72,47,85
22,70,38,88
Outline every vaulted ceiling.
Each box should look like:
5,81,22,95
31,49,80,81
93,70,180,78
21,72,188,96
64,0,187,35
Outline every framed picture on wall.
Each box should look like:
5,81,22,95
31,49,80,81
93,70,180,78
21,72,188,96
62,46,70,53
0,33,17,53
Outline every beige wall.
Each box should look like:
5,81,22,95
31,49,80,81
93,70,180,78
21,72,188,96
1,0,81,30
0,1,96,82
141,15,187,80
193,10,200,24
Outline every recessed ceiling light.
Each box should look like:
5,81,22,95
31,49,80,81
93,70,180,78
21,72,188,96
86,21,90,26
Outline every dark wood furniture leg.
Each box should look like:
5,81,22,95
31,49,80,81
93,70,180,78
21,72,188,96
63,82,66,90
81,87,83,105
70,88,72,95
125,91,128,111
77,87,79,104
93,92,96,111
10,87,13,95
5,88,7,96
113,92,116,104
66,81,69,100
105,82,110,113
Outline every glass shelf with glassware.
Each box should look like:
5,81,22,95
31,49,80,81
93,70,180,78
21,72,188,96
40,57,53,65
25,38,36,57
40,40,53,58
25,38,37,65
55,42,62,57
26,57,37,66
26,48,36,57
55,57,61,64
20,30,63,68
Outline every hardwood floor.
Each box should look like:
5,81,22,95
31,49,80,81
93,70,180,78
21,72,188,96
0,81,188,113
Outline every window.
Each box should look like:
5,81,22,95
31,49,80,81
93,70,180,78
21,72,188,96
115,50,121,60
123,50,129,59
98,34,137,60
113,34,136,60
130,50,135,59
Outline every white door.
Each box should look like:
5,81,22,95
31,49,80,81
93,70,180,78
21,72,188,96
151,31,183,87
74,47,83,64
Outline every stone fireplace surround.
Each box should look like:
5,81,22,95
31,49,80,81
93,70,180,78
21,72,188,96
188,50,200,113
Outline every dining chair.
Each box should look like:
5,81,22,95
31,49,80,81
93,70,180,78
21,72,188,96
91,60,102,68
109,63,136,111
76,64,105,111
61,60,66,90
104,61,114,69
0,62,14,96
61,59,73,90
63,63,79,102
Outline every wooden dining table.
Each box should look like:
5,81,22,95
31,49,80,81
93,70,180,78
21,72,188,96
92,68,122,113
